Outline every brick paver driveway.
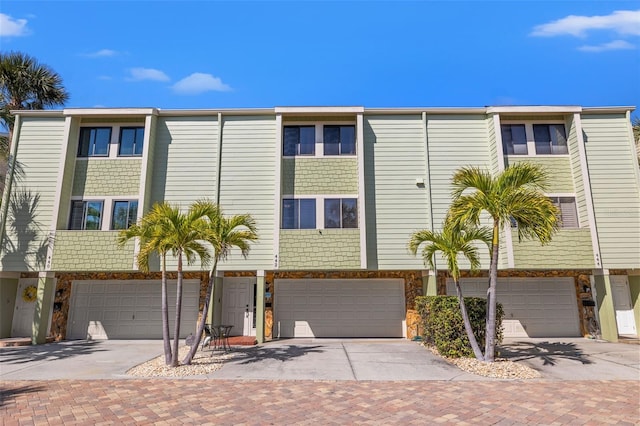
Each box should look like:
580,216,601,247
2,379,638,424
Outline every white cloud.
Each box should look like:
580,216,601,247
578,39,636,52
127,67,170,82
171,73,232,95
0,13,29,37
531,10,640,37
86,49,120,58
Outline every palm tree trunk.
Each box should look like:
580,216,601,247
161,253,172,365
183,257,219,365
484,221,500,362
454,278,484,360
171,250,183,367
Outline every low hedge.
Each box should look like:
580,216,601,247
415,295,504,358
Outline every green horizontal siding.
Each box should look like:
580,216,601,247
72,159,141,196
512,229,594,269
507,157,574,193
51,231,136,271
2,117,65,271
364,115,429,270
567,116,589,226
582,114,640,269
151,116,218,206
279,229,360,269
281,158,358,195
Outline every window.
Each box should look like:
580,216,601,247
550,196,579,228
324,125,355,155
501,124,527,155
533,124,568,155
282,199,316,229
324,198,357,228
111,200,138,230
78,127,111,157
118,127,144,156
283,126,315,156
69,200,103,230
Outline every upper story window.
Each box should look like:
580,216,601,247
282,198,316,229
550,196,578,228
69,200,103,230
118,127,144,156
111,200,138,230
78,127,111,157
283,126,315,156
501,122,568,156
501,124,528,155
533,124,568,155
324,198,358,228
324,125,356,155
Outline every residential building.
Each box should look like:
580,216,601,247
1,106,638,345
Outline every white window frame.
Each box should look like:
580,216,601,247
111,199,139,230
69,196,139,231
77,122,146,160
281,121,357,158
501,120,569,157
548,194,580,229
323,197,358,229
281,194,359,230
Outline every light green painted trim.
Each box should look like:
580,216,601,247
281,158,358,195
212,276,223,325
256,273,265,344
508,157,574,193
279,229,360,269
72,159,142,196
0,278,18,337
629,275,640,337
593,273,618,342
33,274,55,344
423,273,437,296
512,229,594,269
51,231,136,271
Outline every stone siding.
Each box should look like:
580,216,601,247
281,158,358,195
72,159,142,196
51,231,136,271
279,229,361,269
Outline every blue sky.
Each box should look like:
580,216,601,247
1,1,639,112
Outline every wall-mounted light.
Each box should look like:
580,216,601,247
415,178,425,186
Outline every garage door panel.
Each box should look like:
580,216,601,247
68,280,200,340
447,277,580,338
275,279,405,338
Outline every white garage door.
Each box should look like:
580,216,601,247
274,279,405,338
67,280,200,340
447,277,580,338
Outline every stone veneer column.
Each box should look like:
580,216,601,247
593,270,618,342
33,272,56,344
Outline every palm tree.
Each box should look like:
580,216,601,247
183,200,258,365
117,204,173,364
409,222,491,360
118,202,211,367
448,163,559,362
0,52,69,153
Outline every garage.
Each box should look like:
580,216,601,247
274,279,405,338
447,277,580,338
67,279,200,340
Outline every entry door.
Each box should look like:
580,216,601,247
611,276,637,336
12,279,38,337
221,278,254,336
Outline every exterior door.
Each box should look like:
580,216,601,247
11,279,38,337
611,276,637,336
221,278,254,336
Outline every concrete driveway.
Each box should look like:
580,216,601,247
209,339,479,381
1,337,638,381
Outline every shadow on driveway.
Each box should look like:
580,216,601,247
0,340,108,365
0,384,45,408
499,340,592,366
220,344,325,364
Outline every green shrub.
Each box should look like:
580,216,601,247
415,295,504,358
